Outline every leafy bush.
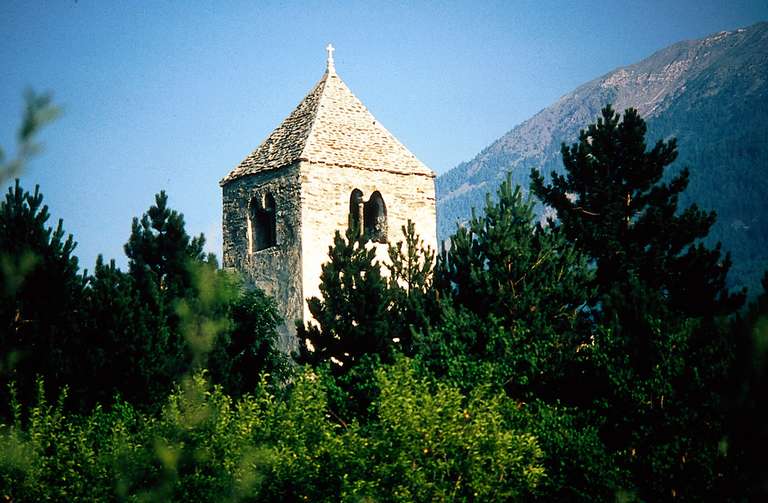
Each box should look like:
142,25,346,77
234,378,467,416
348,359,544,502
0,362,546,502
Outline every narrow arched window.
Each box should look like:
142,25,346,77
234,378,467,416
349,189,364,238
250,193,277,252
364,191,387,243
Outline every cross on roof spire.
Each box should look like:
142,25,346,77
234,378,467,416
326,43,335,74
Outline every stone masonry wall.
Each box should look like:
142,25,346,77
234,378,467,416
222,163,304,353
299,160,437,325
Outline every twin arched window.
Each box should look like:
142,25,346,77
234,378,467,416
349,189,387,243
249,193,276,253
247,189,386,253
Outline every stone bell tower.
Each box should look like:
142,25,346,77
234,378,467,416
220,45,436,352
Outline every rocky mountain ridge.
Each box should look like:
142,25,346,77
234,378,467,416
437,22,768,294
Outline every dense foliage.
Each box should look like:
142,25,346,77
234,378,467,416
531,107,747,501
1,105,766,501
0,186,289,415
296,228,392,370
0,362,544,502
0,181,84,412
531,105,743,317
430,181,594,399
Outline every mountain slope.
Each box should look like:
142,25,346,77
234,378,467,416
437,22,768,294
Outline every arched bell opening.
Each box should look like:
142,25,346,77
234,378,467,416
364,191,387,243
248,192,277,253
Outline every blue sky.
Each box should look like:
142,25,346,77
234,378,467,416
2,1,767,269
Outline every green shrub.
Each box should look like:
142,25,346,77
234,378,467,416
346,359,545,502
1,364,547,502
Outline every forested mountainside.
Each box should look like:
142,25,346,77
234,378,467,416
437,22,768,294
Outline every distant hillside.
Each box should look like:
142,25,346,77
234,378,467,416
437,22,768,294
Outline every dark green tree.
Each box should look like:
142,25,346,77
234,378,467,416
385,220,436,355
414,178,623,500
295,228,395,420
77,194,289,410
428,177,594,401
0,181,84,413
124,190,207,302
296,228,392,369
208,285,292,397
530,105,743,318
530,106,744,500
120,191,211,397
76,256,168,410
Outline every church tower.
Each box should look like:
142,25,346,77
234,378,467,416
221,46,436,352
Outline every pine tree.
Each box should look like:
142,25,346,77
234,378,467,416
124,190,207,302
530,105,743,318
121,191,210,395
0,181,84,412
530,105,745,500
721,272,768,499
82,195,288,410
294,228,396,420
417,177,622,499
71,192,213,412
385,220,436,355
296,228,391,369
77,256,166,409
428,176,594,400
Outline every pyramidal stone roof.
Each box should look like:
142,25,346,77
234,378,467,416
221,46,434,185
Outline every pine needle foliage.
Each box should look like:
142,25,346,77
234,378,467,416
530,105,744,317
296,228,391,370
428,176,594,401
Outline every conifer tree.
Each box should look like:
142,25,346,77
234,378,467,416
530,105,743,318
297,223,438,370
428,176,594,400
0,181,84,412
420,177,622,499
77,256,165,409
295,228,392,420
530,105,745,500
122,191,211,396
721,272,768,499
83,195,288,409
296,228,391,369
385,220,436,355
124,190,207,302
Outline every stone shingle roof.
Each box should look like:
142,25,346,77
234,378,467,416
221,65,434,185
